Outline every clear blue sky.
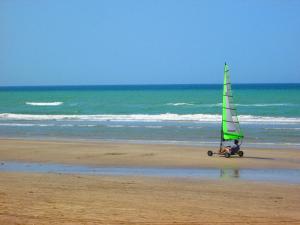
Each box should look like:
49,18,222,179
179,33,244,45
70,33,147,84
1,0,300,86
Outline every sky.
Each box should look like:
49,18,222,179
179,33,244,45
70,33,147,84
0,0,300,86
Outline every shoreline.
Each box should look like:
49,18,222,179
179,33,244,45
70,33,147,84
1,136,300,150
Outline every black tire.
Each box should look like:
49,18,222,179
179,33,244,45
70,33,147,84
207,150,213,156
225,152,231,158
238,151,244,157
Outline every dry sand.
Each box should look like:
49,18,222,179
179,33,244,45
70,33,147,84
0,139,300,224
1,172,300,225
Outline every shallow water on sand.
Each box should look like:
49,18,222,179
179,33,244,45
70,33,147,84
1,161,300,184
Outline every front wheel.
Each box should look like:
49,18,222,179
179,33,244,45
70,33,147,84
225,152,231,158
238,151,244,157
207,150,213,156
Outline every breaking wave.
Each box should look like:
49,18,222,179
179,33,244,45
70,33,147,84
166,103,222,107
0,113,300,124
26,102,63,106
166,103,295,107
235,103,295,107
264,127,300,130
0,123,98,127
166,103,195,106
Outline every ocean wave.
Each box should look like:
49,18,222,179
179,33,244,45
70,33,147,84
166,103,222,107
187,126,203,129
194,103,222,107
0,123,54,127
78,124,97,127
264,127,300,130
235,103,295,107
0,113,300,124
144,125,163,129
167,102,296,107
26,102,63,106
107,125,125,128
166,102,195,106
0,123,100,128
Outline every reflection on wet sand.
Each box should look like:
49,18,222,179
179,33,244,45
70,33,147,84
220,169,240,179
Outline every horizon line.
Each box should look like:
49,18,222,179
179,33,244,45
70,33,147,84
0,82,300,88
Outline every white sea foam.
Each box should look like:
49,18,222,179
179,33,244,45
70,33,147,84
145,125,163,128
78,124,97,127
167,102,195,106
0,123,55,127
167,103,222,107
194,103,222,107
1,113,300,124
235,103,295,107
107,125,125,128
187,126,203,129
26,102,63,106
264,127,300,130
0,123,101,128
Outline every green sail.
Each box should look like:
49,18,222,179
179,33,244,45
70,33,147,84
221,63,244,140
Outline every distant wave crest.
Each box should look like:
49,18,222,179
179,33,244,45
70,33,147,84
0,113,300,124
0,123,97,127
264,127,300,130
235,103,295,107
166,103,195,106
167,102,295,107
26,102,63,106
166,103,221,107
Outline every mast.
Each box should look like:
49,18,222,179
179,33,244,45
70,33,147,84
219,62,227,151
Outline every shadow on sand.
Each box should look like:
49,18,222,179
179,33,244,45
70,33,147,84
218,154,275,161
242,156,275,161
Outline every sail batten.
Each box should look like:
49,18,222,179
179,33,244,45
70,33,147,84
221,63,243,141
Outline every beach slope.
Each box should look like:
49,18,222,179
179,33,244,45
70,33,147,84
0,139,300,169
0,139,300,224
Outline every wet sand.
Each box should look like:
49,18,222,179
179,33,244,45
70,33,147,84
0,139,300,224
0,139,300,169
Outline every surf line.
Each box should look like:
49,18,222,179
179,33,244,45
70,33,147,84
25,102,63,106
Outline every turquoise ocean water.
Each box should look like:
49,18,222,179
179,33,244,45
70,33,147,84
0,84,299,148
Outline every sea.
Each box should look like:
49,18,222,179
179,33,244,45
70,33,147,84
0,84,299,148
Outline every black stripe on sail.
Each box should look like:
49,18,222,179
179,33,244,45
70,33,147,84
222,120,239,123
227,129,236,132
222,107,236,110
223,95,233,97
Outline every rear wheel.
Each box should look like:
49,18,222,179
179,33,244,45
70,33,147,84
238,151,244,157
207,150,213,156
225,152,231,158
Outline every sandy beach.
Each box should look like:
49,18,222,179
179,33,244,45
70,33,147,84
1,172,300,225
2,0,300,224
0,139,300,225
0,139,300,169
